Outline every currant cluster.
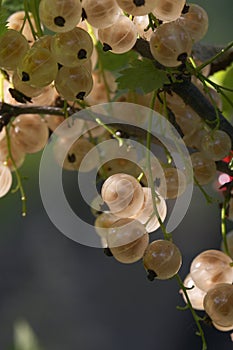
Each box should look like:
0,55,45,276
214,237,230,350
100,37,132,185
181,249,233,331
93,172,183,281
0,0,96,198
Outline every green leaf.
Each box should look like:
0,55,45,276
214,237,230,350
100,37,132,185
209,63,233,120
2,0,24,17
116,58,170,94
96,41,138,71
0,4,9,36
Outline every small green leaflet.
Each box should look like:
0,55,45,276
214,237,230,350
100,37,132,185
96,41,138,71
116,58,170,94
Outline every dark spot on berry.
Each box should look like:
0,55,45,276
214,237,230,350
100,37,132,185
78,49,87,60
103,43,112,52
133,0,145,6
104,248,113,257
81,8,87,21
57,63,63,70
68,153,76,163
54,16,65,27
182,4,190,14
22,71,30,82
177,52,188,63
76,91,85,100
147,269,157,281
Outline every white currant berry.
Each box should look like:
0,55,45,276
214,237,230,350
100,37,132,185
53,137,99,172
200,130,232,161
107,217,147,249
180,274,206,311
191,152,217,185
101,173,144,218
51,27,94,67
149,22,192,67
0,29,29,70
82,0,121,29
0,163,12,198
55,65,93,101
143,239,182,280
176,4,209,43
17,47,58,88
116,0,157,16
190,249,233,292
39,0,82,33
98,15,138,54
11,115,49,154
132,187,167,233
204,283,233,327
152,0,186,22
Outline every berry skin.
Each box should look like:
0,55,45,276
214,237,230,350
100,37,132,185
107,218,149,263
149,22,192,67
0,163,12,198
17,48,58,88
181,274,206,311
143,240,182,280
55,65,93,101
39,0,82,33
176,4,209,43
190,249,233,292
11,115,49,154
152,0,186,22
82,0,121,29
0,29,29,70
101,173,144,218
200,130,232,161
98,15,138,54
51,27,93,67
116,0,157,16
53,137,99,172
191,152,217,185
204,283,233,327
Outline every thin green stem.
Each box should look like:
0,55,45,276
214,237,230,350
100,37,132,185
221,197,230,256
197,41,233,72
145,94,207,349
175,274,207,350
95,117,123,146
5,125,27,216
24,0,43,38
146,91,171,240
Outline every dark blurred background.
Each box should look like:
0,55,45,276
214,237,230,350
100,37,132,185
1,1,233,349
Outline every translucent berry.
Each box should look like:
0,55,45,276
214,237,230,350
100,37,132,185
190,249,233,292
0,163,12,198
98,15,138,54
55,65,93,101
17,48,58,88
149,22,192,67
51,27,93,67
101,173,144,218
143,239,182,280
0,29,29,70
152,0,186,22
82,0,121,29
39,0,82,33
204,283,233,327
